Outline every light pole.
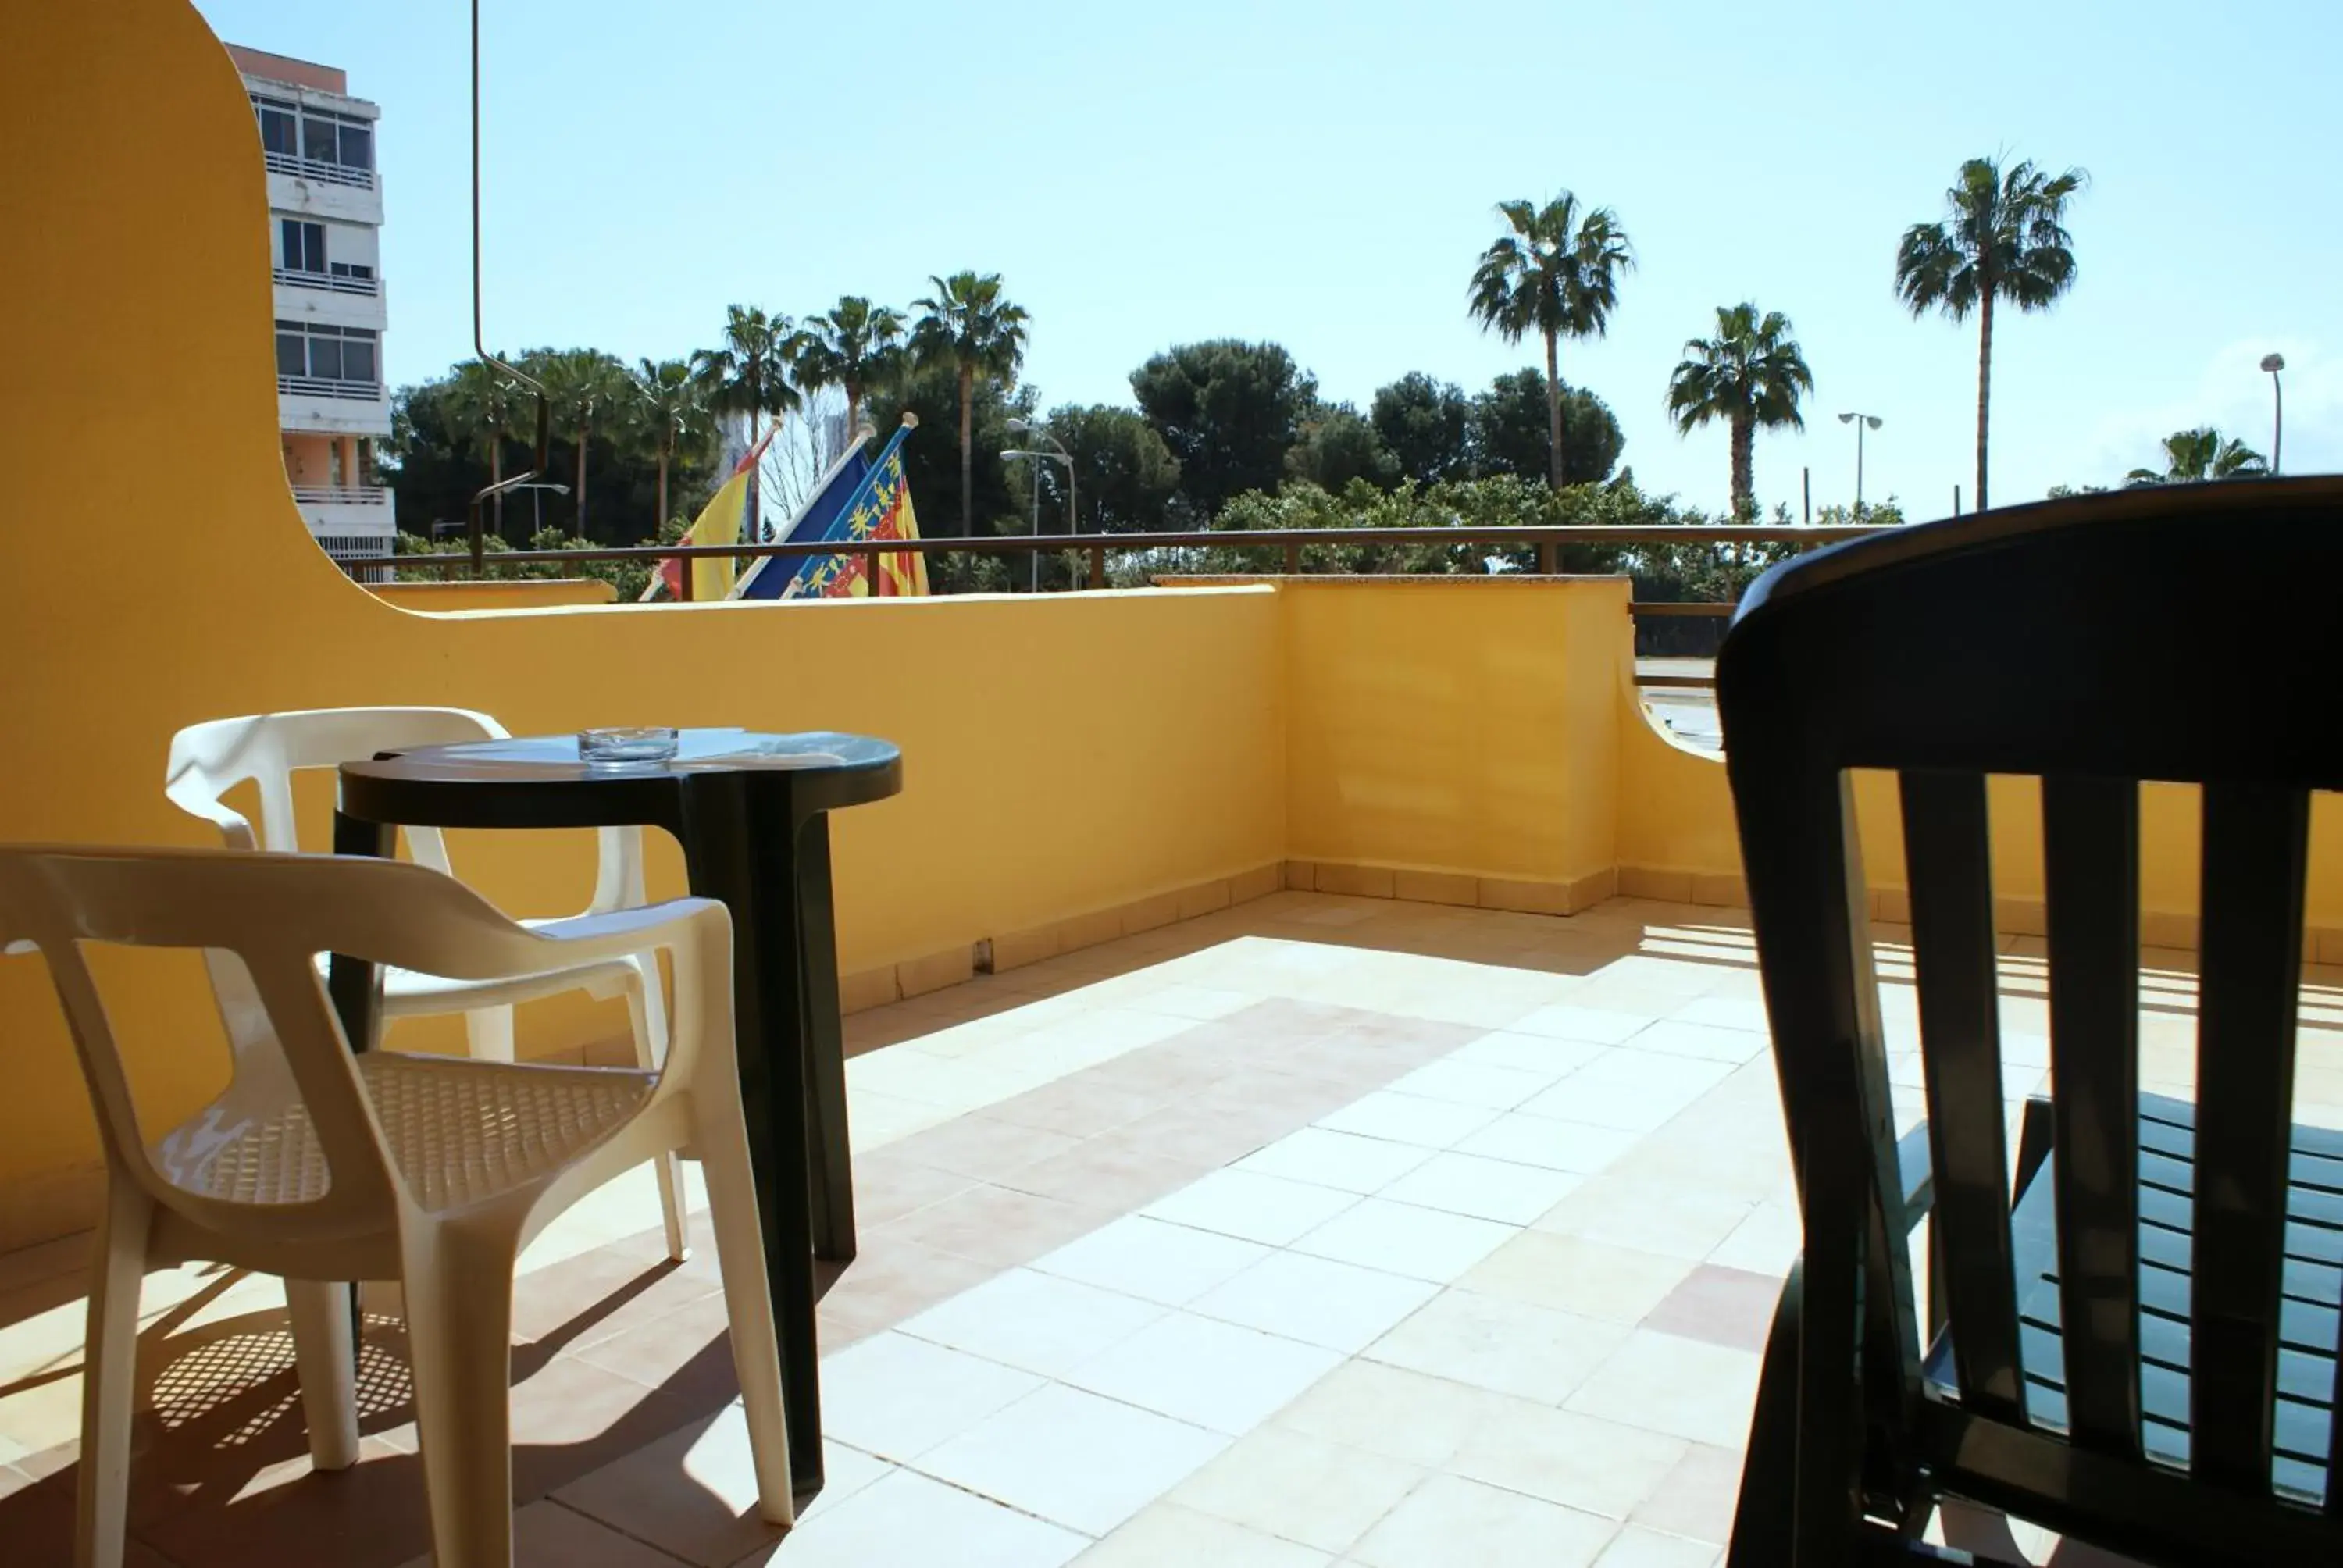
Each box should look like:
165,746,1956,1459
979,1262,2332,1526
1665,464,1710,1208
1007,417,1077,533
509,480,569,538
1837,412,1882,517
1001,451,1048,591
2261,354,2285,475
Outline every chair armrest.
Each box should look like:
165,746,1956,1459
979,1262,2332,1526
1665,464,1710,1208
163,776,258,851
474,897,726,978
2011,1093,2056,1200
1896,1122,1934,1230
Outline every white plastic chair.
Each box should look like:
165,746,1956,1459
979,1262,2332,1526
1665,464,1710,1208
0,844,793,1568
164,707,687,1260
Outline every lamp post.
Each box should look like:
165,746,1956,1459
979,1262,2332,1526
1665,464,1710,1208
1006,417,1077,533
1001,451,1050,592
1837,412,1883,517
2260,353,2285,475
509,480,569,538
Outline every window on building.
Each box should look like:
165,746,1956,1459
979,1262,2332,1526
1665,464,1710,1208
279,219,326,273
251,94,297,156
276,321,380,387
329,260,375,282
297,109,374,172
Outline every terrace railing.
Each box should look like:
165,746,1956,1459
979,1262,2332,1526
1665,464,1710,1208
263,150,376,191
392,522,1892,685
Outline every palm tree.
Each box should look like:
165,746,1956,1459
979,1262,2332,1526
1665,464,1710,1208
1895,156,2087,511
1665,304,1814,519
633,358,712,529
1467,192,1634,489
793,297,906,439
693,305,801,447
534,349,628,535
911,271,1029,536
443,356,530,539
2125,427,2268,486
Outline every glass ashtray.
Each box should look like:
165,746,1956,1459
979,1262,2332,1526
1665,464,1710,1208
578,726,680,765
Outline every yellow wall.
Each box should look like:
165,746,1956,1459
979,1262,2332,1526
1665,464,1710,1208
369,579,619,611
0,0,1284,1246
1278,579,1625,886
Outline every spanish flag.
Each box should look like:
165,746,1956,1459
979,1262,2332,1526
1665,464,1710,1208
644,424,778,601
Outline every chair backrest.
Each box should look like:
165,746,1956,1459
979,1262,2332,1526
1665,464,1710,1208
164,707,505,870
0,845,552,1246
163,706,647,910
1716,478,2343,1548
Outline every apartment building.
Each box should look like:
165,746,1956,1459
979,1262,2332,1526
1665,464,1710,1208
228,44,394,576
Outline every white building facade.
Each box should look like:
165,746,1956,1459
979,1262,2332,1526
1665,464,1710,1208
229,45,394,577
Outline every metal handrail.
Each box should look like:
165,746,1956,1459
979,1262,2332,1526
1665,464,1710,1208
291,485,390,505
273,266,382,298
277,374,383,401
263,150,376,190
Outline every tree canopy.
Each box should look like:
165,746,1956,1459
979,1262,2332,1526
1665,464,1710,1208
2125,427,2267,486
1474,370,1623,486
1468,192,1634,487
1666,304,1813,519
1129,340,1318,522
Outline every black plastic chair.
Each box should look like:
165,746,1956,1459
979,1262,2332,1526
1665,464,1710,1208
1714,477,2343,1565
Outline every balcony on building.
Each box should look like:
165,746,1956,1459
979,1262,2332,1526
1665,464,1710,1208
240,53,383,228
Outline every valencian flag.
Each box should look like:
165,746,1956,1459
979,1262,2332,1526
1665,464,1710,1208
730,434,876,600
642,422,780,602
751,416,929,600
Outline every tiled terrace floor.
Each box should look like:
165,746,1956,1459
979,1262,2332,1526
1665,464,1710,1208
3,888,2339,1565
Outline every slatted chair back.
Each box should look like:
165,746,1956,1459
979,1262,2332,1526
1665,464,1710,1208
1715,476,2343,1562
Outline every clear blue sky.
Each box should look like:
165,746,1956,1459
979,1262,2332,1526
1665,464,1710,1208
196,0,2338,516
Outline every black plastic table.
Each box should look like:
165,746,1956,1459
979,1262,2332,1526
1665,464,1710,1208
329,727,901,1503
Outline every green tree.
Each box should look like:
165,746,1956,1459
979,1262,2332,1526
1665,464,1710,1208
1287,404,1398,492
1130,340,1318,520
2124,427,2268,485
1473,370,1622,486
633,357,713,528
1371,373,1475,485
862,360,1036,549
694,304,801,447
1041,405,1180,533
793,296,906,438
1467,191,1634,488
1664,303,1815,519
911,271,1029,537
441,356,530,538
531,348,629,535
1895,155,2088,511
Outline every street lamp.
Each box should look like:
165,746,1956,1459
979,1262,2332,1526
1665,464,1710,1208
1006,417,1078,533
1000,451,1056,593
1836,412,1883,517
509,480,570,537
2260,353,2285,475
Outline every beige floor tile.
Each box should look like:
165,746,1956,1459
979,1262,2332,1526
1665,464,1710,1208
1450,1403,1689,1520
1142,1169,1360,1247
1640,1264,1783,1353
734,1466,1085,1567
1032,1213,1272,1306
1232,1127,1433,1194
1074,1502,1332,1566
1376,1152,1583,1224
390,1498,693,1568
1456,1231,1696,1324
1190,1251,1439,1355
1382,1057,1560,1110
818,1331,1045,1460
555,1408,883,1567
1594,1523,1728,1566
1507,1003,1659,1045
1532,1178,1756,1262
1565,1330,1763,1449
1623,1020,1769,1065
1449,1031,1608,1076
913,1383,1229,1537
898,1267,1164,1379
1061,1311,1343,1434
1289,1197,1514,1284
1314,1090,1500,1149
1627,1442,1744,1547
1453,1112,1644,1174
1364,1288,1628,1403
1168,1425,1424,1553
1349,1473,1619,1568
1270,1361,1517,1468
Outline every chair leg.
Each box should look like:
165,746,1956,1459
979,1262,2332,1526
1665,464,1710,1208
284,1279,361,1470
1727,1260,1803,1568
462,1004,515,1064
76,1180,151,1568
694,1084,793,1527
625,964,689,1261
401,1225,519,1568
